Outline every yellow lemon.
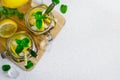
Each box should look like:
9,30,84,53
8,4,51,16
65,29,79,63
1,0,28,8
0,19,17,38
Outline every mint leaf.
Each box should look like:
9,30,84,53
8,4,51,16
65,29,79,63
22,38,29,43
7,9,15,15
21,38,30,47
52,0,60,5
25,60,34,69
36,20,42,29
0,7,24,20
0,7,5,12
2,9,7,14
15,38,30,53
15,9,24,19
1,14,7,19
16,39,21,44
15,45,24,54
2,64,11,71
60,4,68,14
33,11,42,20
18,13,24,20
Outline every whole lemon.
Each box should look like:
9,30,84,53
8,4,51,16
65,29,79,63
1,0,28,8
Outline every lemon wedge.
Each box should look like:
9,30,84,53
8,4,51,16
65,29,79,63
1,0,28,8
0,19,17,38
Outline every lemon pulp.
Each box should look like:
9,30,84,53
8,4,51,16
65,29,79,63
0,19,17,38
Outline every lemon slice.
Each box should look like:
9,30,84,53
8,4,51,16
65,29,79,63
1,0,28,8
0,19,17,38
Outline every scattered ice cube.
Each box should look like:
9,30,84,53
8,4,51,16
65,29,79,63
44,24,48,29
7,67,19,79
31,26,38,31
19,52,24,57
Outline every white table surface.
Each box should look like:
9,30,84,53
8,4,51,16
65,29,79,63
1,0,120,80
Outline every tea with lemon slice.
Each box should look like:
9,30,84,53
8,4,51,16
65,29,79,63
7,31,35,63
25,4,55,35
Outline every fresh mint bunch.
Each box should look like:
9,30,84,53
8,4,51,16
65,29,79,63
0,6,24,20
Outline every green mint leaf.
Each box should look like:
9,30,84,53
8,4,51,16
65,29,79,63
23,38,29,43
0,7,24,20
1,14,7,19
36,20,42,29
18,13,24,20
60,4,68,14
2,9,7,14
15,45,24,54
16,38,30,48
7,9,15,15
30,49,37,58
0,7,5,12
7,13,13,17
2,64,11,71
33,11,43,20
15,9,24,19
25,60,34,69
52,0,60,5
16,39,21,44
15,9,19,15
21,38,29,47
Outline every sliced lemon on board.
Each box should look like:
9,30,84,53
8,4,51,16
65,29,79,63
1,0,28,8
0,19,17,38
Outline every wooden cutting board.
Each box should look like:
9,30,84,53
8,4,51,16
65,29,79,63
0,0,65,71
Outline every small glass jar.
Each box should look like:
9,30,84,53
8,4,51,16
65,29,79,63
25,4,56,35
7,31,37,62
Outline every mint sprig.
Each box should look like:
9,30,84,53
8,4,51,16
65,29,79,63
32,11,46,29
24,60,34,69
60,4,68,14
15,38,30,54
36,20,42,29
0,6,24,20
2,64,11,71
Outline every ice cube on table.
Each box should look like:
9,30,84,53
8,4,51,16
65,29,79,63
7,67,19,79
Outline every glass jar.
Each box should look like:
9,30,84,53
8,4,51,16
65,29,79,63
7,31,37,62
25,4,56,35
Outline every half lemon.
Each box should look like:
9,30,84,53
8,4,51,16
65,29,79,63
1,0,28,8
0,19,17,38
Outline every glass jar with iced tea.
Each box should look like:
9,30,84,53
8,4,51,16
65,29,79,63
25,4,55,35
7,31,37,62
